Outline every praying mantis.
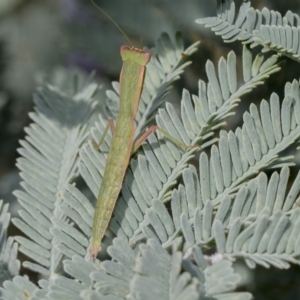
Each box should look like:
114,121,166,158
90,1,199,259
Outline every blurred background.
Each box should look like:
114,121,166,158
0,0,300,298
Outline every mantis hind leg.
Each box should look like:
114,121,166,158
132,125,201,154
92,119,115,149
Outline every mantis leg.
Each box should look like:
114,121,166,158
92,119,115,149
132,125,201,154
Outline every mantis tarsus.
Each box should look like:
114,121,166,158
90,1,199,259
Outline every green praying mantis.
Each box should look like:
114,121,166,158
90,0,200,259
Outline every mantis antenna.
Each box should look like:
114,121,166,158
90,0,133,46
